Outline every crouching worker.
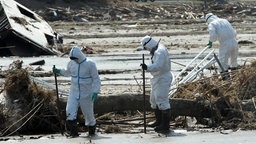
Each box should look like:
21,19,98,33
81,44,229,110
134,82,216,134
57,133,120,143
53,46,101,137
140,35,173,133
205,13,239,80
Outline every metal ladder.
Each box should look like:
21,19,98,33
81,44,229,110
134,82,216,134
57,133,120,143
169,46,219,97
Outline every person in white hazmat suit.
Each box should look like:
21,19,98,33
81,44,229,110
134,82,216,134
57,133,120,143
205,13,239,80
140,35,173,133
53,46,101,137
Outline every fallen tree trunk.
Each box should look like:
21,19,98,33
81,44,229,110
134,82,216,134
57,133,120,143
2,93,255,135
59,94,256,119
59,94,212,118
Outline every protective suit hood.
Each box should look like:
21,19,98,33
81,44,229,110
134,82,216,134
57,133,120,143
69,46,86,63
140,35,158,51
205,13,219,24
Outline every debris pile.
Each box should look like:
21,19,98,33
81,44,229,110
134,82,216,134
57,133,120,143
22,0,256,22
0,60,60,136
172,60,256,130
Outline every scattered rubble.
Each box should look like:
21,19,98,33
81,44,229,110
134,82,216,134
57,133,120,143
18,0,256,23
0,0,255,137
0,60,59,136
2,0,255,56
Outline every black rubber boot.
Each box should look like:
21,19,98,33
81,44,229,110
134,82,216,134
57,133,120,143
148,108,162,128
230,67,238,71
154,109,170,133
221,70,230,80
88,124,96,136
84,125,89,132
66,120,79,138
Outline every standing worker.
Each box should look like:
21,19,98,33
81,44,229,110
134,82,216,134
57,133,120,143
205,13,239,80
53,46,101,137
140,35,173,133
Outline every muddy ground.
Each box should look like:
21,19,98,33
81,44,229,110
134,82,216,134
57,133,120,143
0,0,256,136
39,0,256,95
15,0,256,58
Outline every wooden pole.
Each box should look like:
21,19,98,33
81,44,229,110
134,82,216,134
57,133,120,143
53,65,64,135
142,54,147,133
213,53,225,72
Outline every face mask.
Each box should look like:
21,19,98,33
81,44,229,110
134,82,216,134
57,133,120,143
70,57,77,60
70,57,79,63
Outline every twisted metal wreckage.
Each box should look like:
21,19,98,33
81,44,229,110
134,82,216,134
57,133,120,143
0,0,62,57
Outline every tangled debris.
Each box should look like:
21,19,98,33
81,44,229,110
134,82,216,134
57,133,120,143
0,60,59,136
172,60,256,130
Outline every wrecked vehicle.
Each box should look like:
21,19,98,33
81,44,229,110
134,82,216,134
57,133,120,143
0,0,62,57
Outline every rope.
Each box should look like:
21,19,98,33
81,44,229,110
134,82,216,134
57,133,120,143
1,99,45,136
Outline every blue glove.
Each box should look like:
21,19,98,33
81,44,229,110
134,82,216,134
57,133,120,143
92,93,98,102
207,41,212,48
140,63,147,70
52,67,61,74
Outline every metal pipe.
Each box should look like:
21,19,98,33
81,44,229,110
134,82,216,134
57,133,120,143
213,53,225,72
175,46,210,79
179,49,215,84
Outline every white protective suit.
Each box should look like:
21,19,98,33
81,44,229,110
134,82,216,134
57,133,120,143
60,46,101,126
205,13,239,71
141,36,172,110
